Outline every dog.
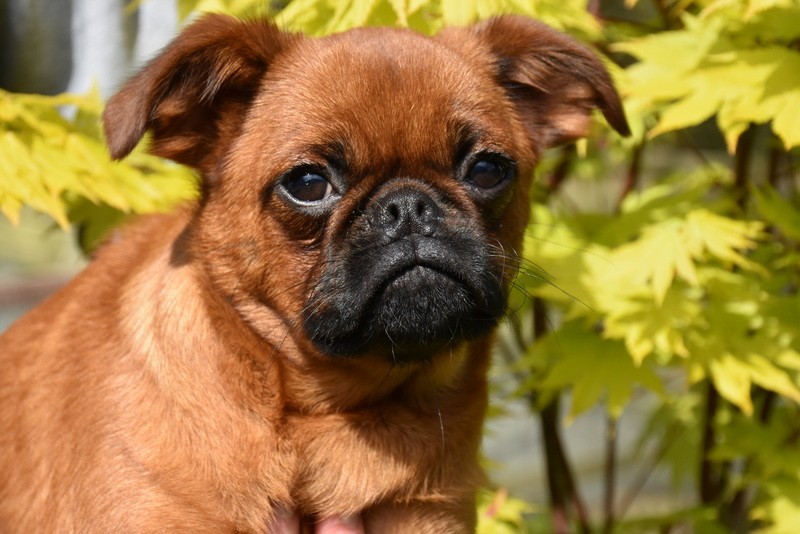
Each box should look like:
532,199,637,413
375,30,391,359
0,13,628,533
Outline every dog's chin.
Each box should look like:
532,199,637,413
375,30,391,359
306,265,505,362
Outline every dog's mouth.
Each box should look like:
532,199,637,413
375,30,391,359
303,236,506,361
371,263,474,340
381,264,453,295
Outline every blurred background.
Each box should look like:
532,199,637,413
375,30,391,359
2,0,799,532
0,0,182,331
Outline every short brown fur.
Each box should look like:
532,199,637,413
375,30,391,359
0,15,628,533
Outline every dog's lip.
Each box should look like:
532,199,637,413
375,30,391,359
366,237,478,299
350,236,494,330
314,256,473,356
378,262,459,296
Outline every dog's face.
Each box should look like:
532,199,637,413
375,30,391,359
250,30,528,360
104,15,628,364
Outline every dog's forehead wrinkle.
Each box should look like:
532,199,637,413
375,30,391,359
320,25,463,72
269,34,489,124
243,40,522,186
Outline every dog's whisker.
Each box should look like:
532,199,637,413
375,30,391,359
436,405,446,453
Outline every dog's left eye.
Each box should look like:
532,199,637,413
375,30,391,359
466,158,509,189
284,171,334,203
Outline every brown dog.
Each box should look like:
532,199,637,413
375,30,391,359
0,14,628,533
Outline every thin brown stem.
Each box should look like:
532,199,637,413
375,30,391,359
533,298,571,533
546,145,576,196
533,298,591,533
653,0,683,29
767,140,782,188
602,415,618,534
726,389,777,531
617,142,644,212
564,447,592,534
677,129,712,167
734,126,756,211
541,399,573,534
700,382,721,504
617,425,680,519
540,397,593,534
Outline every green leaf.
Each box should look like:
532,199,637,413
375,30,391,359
687,295,800,415
709,352,755,414
0,192,22,225
407,0,428,14
612,219,699,304
613,16,723,72
722,48,800,150
754,478,800,533
771,88,800,149
527,0,601,39
746,353,800,406
531,320,664,419
441,0,478,25
67,200,129,252
177,0,269,19
1,88,196,230
520,205,615,313
684,210,765,271
603,285,701,365
277,0,334,34
335,0,383,31
718,99,752,153
745,0,798,19
753,186,800,240
610,209,764,304
648,90,722,138
387,0,408,25
743,6,800,41
0,131,69,228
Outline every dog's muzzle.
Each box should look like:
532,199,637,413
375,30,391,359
303,181,506,361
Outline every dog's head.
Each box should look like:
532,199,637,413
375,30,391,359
104,14,628,364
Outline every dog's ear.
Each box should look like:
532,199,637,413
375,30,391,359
103,14,295,171
440,15,630,148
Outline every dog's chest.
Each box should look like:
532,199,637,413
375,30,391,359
274,398,481,520
281,410,432,516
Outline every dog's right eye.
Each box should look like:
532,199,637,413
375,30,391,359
283,171,334,203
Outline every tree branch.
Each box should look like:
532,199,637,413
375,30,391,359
532,298,591,533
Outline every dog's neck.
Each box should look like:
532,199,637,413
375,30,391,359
213,288,482,415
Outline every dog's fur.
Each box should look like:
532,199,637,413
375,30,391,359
0,14,628,533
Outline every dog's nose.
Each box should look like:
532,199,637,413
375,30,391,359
370,187,442,240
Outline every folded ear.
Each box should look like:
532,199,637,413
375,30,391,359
103,14,295,171
440,15,629,148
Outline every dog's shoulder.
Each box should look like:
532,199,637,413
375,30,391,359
0,210,191,348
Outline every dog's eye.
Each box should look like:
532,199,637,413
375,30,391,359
284,171,333,203
467,158,508,189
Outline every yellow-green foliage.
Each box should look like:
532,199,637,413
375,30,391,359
616,0,800,151
0,88,196,248
2,0,800,531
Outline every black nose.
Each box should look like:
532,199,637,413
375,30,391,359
369,187,442,241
